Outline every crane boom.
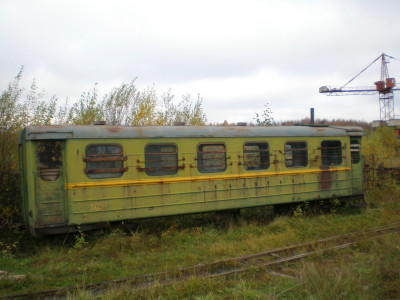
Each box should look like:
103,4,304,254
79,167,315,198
319,53,399,121
319,86,378,95
319,85,400,96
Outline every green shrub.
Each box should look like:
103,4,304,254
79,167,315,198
363,126,400,189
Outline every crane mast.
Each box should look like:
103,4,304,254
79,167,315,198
319,53,400,121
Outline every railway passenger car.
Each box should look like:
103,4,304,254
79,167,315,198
18,124,364,235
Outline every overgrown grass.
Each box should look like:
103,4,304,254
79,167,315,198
1,186,400,298
65,233,400,299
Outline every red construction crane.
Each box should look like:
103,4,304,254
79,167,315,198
319,53,400,121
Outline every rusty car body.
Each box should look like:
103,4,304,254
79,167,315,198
18,124,364,235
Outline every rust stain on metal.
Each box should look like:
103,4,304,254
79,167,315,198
106,126,123,133
137,127,144,137
319,165,333,190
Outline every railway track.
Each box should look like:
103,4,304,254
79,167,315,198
3,222,400,299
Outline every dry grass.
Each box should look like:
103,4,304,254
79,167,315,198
1,184,400,298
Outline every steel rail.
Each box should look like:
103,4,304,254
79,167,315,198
3,222,400,299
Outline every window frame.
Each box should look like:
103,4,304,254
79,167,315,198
243,142,270,171
144,143,179,176
84,144,127,179
321,140,342,166
350,139,361,164
284,141,308,168
36,141,62,181
197,143,227,173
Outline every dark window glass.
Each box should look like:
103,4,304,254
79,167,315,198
145,144,178,176
285,142,308,167
243,142,270,170
36,141,62,181
84,144,127,179
350,140,361,164
321,140,342,166
197,143,226,173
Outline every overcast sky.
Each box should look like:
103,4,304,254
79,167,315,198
1,0,400,124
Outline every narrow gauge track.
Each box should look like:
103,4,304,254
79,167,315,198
3,222,400,299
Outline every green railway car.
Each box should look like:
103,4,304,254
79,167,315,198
18,124,364,235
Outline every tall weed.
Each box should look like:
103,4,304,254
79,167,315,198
363,126,400,189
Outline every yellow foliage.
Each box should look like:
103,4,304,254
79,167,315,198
363,126,400,168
